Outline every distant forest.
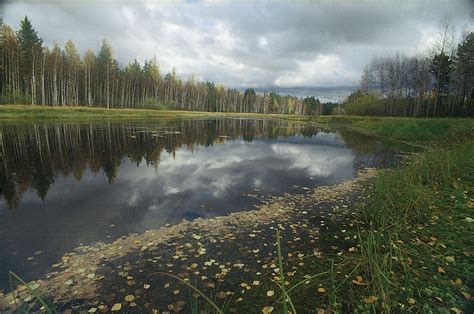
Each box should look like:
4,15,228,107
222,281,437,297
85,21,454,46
0,16,334,115
343,20,473,117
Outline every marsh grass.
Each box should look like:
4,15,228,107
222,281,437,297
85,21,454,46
312,115,473,142
355,139,474,311
8,271,54,313
0,104,302,122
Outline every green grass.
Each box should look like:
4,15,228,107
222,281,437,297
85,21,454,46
354,139,474,312
0,104,300,121
311,115,474,142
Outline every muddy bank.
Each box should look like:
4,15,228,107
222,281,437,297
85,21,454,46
0,168,376,312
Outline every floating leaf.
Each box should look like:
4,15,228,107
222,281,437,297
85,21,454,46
317,287,326,293
125,295,135,302
266,290,274,297
262,306,274,313
111,303,122,311
143,283,151,289
88,308,97,313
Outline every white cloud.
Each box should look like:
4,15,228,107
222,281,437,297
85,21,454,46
2,0,472,89
274,54,359,87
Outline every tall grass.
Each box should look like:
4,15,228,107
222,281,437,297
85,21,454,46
313,116,474,142
357,139,474,311
8,271,54,313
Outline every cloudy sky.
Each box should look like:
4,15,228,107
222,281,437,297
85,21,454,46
1,0,473,93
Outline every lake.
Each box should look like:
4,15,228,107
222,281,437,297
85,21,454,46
0,118,403,291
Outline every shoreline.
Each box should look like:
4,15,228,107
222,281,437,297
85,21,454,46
0,168,377,312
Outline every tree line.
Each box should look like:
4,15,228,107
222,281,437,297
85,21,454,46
0,16,329,115
344,20,473,117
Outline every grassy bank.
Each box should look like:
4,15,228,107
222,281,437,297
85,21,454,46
1,105,471,143
354,139,474,312
261,138,474,313
0,104,297,121
311,115,474,142
303,115,474,312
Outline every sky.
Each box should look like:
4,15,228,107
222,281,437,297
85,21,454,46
1,0,473,99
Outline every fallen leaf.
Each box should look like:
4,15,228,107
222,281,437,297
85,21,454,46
364,296,378,304
317,287,326,293
266,290,274,297
143,283,151,289
125,295,135,302
408,298,416,305
111,303,122,311
450,307,462,314
437,267,446,274
88,308,97,313
262,306,274,314
352,276,365,286
461,291,471,300
216,291,227,299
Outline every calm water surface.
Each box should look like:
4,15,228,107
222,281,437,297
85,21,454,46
0,118,402,290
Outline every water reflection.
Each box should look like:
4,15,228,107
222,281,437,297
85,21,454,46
0,118,400,289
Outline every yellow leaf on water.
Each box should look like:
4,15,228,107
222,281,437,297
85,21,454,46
266,290,274,297
125,295,135,302
261,306,274,314
111,303,122,311
143,283,151,289
317,287,326,293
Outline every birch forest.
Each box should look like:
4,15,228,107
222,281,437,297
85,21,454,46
0,16,325,115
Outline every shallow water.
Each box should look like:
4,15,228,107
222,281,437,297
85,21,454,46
0,118,403,290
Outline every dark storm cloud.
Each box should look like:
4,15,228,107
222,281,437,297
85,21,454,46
2,0,473,90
